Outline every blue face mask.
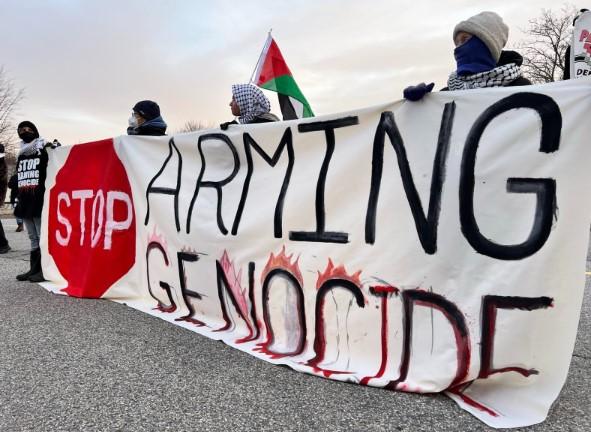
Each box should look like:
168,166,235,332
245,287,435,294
454,36,496,76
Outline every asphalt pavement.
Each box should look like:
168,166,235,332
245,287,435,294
0,218,589,431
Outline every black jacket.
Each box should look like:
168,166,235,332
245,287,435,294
8,174,18,204
127,115,167,136
220,113,280,130
249,113,280,123
0,157,7,205
564,45,571,80
497,50,532,86
14,147,48,219
126,123,167,136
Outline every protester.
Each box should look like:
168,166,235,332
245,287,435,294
403,11,531,101
8,174,23,232
127,100,167,136
220,83,279,130
563,9,589,80
0,144,10,254
14,121,48,282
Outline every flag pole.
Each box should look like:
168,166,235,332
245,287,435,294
249,29,272,84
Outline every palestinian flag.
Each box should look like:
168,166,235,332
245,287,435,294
252,34,314,120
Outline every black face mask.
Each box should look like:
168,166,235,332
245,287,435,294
20,132,37,143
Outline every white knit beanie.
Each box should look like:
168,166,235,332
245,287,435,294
453,11,509,62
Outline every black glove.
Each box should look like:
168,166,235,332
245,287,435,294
44,139,62,149
220,121,237,131
403,82,435,101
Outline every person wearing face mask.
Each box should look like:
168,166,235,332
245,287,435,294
127,100,167,136
403,11,531,101
14,121,49,282
220,83,279,130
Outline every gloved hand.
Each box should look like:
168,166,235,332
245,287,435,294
220,121,237,131
44,139,62,149
403,82,435,101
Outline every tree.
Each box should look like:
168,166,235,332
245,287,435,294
517,4,577,83
0,66,24,170
177,120,213,133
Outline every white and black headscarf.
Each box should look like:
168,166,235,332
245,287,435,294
19,138,46,157
447,63,521,91
232,84,271,124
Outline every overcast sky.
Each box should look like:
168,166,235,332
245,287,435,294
0,0,585,144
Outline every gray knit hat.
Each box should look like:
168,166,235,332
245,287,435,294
453,11,509,62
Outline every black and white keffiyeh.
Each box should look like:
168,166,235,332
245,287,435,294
19,137,46,156
232,83,271,124
447,63,521,91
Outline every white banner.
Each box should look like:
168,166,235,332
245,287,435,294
41,79,591,428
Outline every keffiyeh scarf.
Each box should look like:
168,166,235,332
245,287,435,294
447,63,521,91
232,83,271,124
19,138,46,156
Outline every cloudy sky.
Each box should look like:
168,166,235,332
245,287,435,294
0,0,585,144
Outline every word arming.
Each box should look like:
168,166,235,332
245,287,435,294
145,92,561,261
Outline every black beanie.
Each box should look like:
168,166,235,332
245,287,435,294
133,100,161,121
17,121,40,140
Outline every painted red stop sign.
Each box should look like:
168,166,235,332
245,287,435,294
47,138,136,298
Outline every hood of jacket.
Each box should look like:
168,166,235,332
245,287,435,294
497,50,524,67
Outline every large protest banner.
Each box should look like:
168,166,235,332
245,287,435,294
41,79,591,428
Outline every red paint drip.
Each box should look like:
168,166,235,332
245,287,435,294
153,303,177,313
360,296,389,385
235,329,256,344
303,290,355,379
213,323,231,333
305,296,327,368
416,299,470,388
253,342,293,360
449,388,499,418
236,319,263,344
309,365,352,378
490,367,538,377
371,285,399,295
175,316,206,327
252,321,287,359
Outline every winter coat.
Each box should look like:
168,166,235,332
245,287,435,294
8,174,18,205
14,145,48,219
0,157,7,205
250,113,280,123
497,50,532,86
220,112,280,130
564,45,572,80
127,116,167,136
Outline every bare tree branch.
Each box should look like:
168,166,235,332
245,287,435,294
177,120,213,133
515,4,577,83
0,66,24,172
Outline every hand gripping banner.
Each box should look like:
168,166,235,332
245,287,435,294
41,79,591,428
